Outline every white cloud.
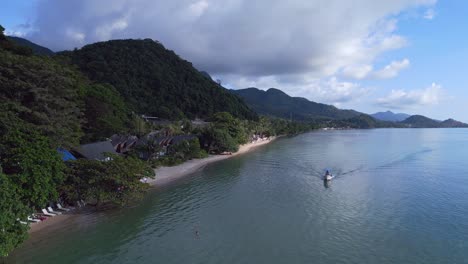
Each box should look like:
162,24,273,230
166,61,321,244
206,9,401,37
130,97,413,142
376,83,444,109
342,58,410,80
226,75,370,106
424,8,436,20
5,30,27,37
28,0,435,79
95,17,129,41
373,58,410,79
65,28,86,43
342,64,374,79
188,0,210,17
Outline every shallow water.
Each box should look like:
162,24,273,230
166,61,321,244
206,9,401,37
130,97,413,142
8,129,468,264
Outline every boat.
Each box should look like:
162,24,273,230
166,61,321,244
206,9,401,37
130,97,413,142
324,170,333,181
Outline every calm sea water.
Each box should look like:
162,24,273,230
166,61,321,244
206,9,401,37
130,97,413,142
7,129,468,264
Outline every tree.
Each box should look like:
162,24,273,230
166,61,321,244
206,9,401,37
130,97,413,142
210,112,248,144
168,138,205,160
63,155,154,206
0,25,5,40
81,83,131,142
60,39,257,120
0,172,30,257
0,124,65,209
0,49,84,147
200,126,239,154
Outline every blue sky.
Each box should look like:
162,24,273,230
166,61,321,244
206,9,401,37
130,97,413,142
2,0,466,122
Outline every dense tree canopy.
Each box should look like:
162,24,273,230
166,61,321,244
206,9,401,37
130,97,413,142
0,48,84,148
0,172,30,257
59,39,258,120
0,115,65,209
62,155,154,206
81,83,131,143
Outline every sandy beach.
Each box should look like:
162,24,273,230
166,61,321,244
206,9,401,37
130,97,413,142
149,137,276,187
27,137,275,234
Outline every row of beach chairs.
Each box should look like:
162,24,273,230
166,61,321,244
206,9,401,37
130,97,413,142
20,200,87,225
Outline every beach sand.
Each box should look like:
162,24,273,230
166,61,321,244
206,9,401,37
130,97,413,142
149,137,276,187
27,137,275,234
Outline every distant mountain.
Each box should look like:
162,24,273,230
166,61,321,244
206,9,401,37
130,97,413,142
231,88,361,120
400,115,468,128
400,115,440,128
440,118,468,128
59,39,257,120
6,36,54,56
371,111,411,122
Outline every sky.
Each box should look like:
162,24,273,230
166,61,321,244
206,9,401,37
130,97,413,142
2,0,467,122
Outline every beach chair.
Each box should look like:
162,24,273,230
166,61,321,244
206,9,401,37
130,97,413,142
34,214,48,221
47,206,62,215
27,216,41,223
41,208,56,217
17,219,28,225
56,203,72,211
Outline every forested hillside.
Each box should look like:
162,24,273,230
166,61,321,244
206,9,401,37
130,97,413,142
231,87,361,120
60,39,257,120
400,115,468,128
6,36,54,56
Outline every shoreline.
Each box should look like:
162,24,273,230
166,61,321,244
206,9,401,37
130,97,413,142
27,137,276,234
149,136,276,187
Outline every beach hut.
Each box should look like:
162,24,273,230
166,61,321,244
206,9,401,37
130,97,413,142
73,141,117,161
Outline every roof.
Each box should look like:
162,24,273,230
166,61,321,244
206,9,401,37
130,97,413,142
74,141,117,161
136,134,197,147
57,148,76,161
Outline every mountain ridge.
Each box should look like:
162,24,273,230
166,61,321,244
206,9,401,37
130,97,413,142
231,87,361,120
371,110,411,122
400,115,468,128
6,36,54,56
59,39,257,120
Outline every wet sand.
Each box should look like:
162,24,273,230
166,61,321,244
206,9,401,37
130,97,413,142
150,137,276,187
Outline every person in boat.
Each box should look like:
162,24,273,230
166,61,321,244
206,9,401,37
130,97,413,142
325,170,330,176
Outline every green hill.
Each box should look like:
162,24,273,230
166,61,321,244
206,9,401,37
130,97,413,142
59,39,257,120
439,118,468,128
6,36,54,56
231,87,361,120
401,115,442,128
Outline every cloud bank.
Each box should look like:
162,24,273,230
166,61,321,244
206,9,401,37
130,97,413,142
376,83,444,109
25,0,436,104
29,0,433,76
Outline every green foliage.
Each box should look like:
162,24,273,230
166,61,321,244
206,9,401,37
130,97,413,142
0,48,84,147
0,25,4,36
0,172,30,257
6,36,54,56
0,106,63,256
62,155,154,206
60,39,257,120
81,83,131,142
200,126,239,154
131,115,151,137
168,138,206,160
209,112,248,144
232,88,360,121
0,123,65,209
400,115,441,128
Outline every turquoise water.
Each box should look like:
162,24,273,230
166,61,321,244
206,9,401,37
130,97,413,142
8,129,468,263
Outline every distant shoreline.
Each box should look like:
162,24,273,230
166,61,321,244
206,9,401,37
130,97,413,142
149,136,277,187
